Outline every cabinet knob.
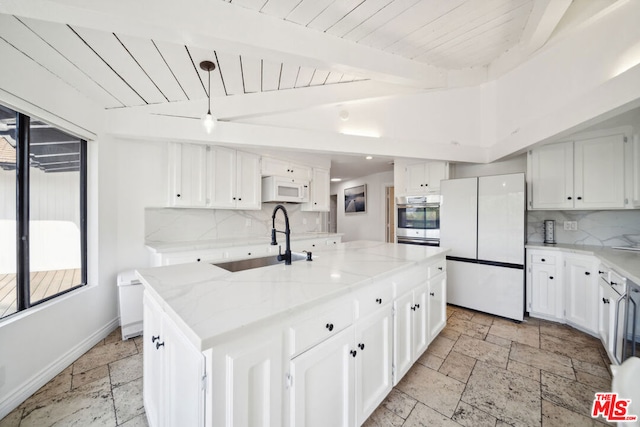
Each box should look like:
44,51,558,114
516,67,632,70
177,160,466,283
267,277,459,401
598,270,605,274
549,276,554,280
567,196,572,200
425,183,428,187
585,272,591,275
415,303,420,309
541,258,545,262
603,297,610,304
358,343,365,350
411,305,416,311
151,335,160,343
155,341,165,350
438,266,443,271
577,197,582,200
176,194,181,198
350,350,357,357
239,198,242,201
420,184,424,187
611,281,618,286
197,258,201,262
375,298,382,304
233,197,236,200
325,323,334,331
430,292,435,296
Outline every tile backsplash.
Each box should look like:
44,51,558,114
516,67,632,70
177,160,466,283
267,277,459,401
527,210,640,247
145,204,325,243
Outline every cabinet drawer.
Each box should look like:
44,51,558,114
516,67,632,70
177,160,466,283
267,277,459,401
531,254,556,265
355,281,394,318
288,300,353,357
392,265,424,297
427,259,446,278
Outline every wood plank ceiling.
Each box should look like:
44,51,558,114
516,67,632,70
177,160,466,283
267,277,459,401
0,0,540,110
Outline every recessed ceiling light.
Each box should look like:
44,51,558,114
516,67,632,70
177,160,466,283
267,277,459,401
330,178,342,182
365,156,373,160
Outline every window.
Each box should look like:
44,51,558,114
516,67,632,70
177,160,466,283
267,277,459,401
0,104,87,319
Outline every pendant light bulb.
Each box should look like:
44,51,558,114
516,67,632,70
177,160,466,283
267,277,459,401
199,60,217,134
202,111,216,134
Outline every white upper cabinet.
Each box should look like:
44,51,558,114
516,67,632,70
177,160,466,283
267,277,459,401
262,157,311,181
168,143,261,210
168,143,208,207
302,168,330,212
208,147,261,210
629,134,640,207
528,132,626,210
404,161,448,195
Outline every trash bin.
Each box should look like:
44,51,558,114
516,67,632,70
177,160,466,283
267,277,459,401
117,270,144,340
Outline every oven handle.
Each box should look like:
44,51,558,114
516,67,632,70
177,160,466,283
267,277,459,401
614,293,626,364
397,204,440,209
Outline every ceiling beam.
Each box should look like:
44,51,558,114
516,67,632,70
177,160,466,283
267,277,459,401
0,0,452,89
521,0,572,52
114,80,421,121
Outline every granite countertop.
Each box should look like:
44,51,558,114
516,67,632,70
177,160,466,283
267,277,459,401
145,232,344,253
136,240,449,351
525,243,640,284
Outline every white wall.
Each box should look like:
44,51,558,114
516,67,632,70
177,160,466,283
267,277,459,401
451,154,527,179
331,171,393,242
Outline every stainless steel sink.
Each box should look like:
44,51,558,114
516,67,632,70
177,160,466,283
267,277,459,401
213,252,307,272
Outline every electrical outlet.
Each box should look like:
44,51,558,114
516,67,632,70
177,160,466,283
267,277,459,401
570,221,578,231
564,221,571,230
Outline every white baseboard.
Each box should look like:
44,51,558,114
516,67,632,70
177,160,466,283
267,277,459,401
0,317,120,419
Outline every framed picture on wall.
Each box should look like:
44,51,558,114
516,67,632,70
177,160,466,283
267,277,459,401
344,184,366,213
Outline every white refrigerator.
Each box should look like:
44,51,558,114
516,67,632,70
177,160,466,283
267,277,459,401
440,173,525,321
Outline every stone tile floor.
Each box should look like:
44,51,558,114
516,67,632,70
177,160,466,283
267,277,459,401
0,305,614,426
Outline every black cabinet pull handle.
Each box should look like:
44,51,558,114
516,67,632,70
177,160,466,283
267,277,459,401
325,323,334,331
567,196,572,200
611,281,617,286
376,298,382,304
577,197,582,200
430,292,435,296
603,297,610,304
239,198,242,201
151,335,160,343
358,343,365,350
438,266,443,270
415,303,420,309
155,341,165,350
585,272,591,275
549,276,554,280
350,350,357,357
599,270,605,274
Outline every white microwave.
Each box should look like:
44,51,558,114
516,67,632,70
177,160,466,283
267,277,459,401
262,176,309,203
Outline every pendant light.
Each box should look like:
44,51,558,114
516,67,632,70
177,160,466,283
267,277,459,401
199,60,217,134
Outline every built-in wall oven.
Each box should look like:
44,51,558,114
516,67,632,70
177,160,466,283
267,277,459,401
396,195,441,246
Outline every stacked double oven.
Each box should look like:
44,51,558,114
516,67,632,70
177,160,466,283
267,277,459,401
396,195,441,247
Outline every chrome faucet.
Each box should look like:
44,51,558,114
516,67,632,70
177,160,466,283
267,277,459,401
271,204,292,265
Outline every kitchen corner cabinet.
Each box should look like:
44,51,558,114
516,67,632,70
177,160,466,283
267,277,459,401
208,147,261,210
143,293,206,427
527,133,626,210
262,157,311,181
167,142,261,210
405,161,448,195
302,168,330,212
526,250,563,321
564,254,599,335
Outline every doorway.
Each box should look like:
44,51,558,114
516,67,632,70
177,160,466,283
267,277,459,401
328,194,337,233
385,186,395,243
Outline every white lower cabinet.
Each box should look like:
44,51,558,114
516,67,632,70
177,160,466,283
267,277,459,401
427,272,447,340
289,326,355,427
526,250,563,321
564,255,599,335
393,282,429,385
598,278,617,354
143,294,206,427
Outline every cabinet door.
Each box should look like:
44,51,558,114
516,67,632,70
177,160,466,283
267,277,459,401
632,134,640,207
405,163,427,194
208,146,236,208
354,306,392,426
143,294,164,427
598,280,613,350
262,157,290,177
163,318,206,427
428,274,446,343
529,263,560,319
225,335,283,427
168,143,208,207
393,291,413,385
564,256,598,334
236,151,262,210
412,283,429,360
302,168,330,212
574,134,625,209
289,326,355,427
425,162,446,194
529,142,574,209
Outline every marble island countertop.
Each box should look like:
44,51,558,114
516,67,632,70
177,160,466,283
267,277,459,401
526,243,640,284
136,241,449,351
145,232,344,253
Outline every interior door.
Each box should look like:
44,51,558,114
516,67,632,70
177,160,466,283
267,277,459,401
440,177,477,259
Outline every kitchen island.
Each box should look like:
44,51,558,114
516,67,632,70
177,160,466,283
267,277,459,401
136,240,449,427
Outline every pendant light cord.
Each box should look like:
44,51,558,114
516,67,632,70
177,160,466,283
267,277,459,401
207,69,212,115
